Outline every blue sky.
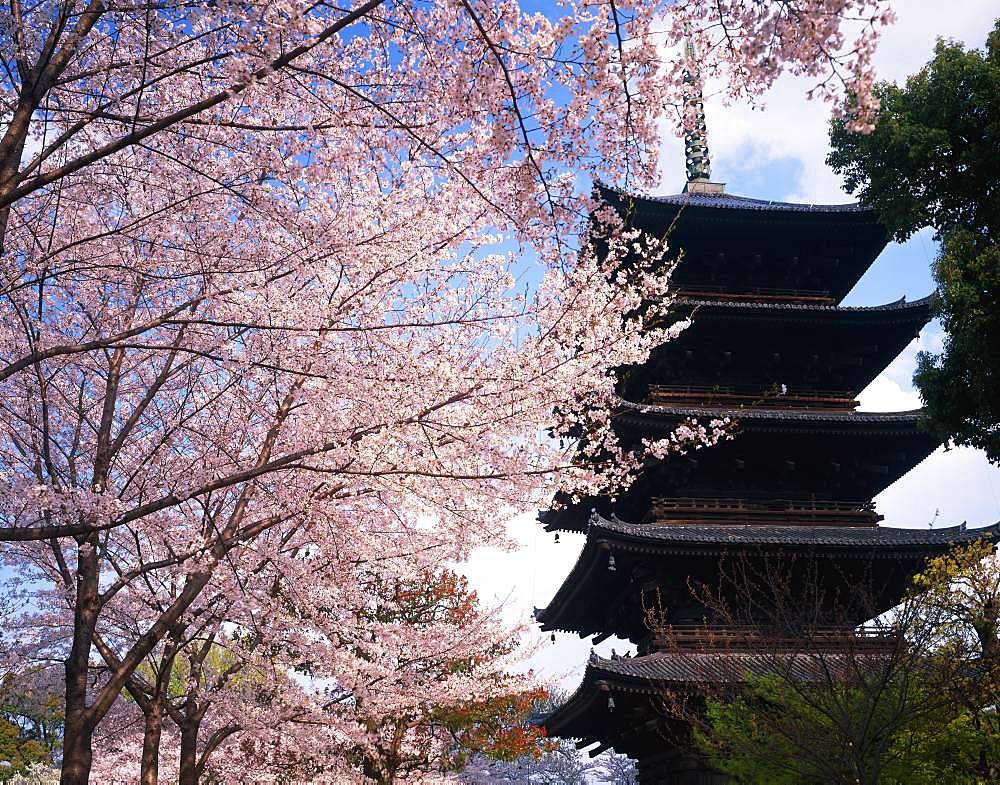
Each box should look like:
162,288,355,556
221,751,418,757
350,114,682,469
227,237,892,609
463,0,1000,694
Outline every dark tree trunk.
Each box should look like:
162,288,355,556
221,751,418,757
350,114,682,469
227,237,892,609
60,535,100,785
59,720,94,785
179,721,201,785
140,695,165,785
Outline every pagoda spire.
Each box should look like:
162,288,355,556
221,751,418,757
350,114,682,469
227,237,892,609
681,31,725,194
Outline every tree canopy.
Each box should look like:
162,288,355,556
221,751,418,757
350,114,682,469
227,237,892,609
695,541,1000,784
828,21,1000,462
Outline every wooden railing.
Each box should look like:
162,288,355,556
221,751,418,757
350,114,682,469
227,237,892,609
647,384,858,411
649,497,882,526
651,625,897,652
674,285,836,305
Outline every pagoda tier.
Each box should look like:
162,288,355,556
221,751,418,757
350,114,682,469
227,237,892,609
536,514,997,644
598,185,888,302
543,649,827,773
545,649,891,782
619,295,933,408
542,407,939,533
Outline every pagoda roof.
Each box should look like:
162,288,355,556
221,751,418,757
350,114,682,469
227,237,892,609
596,184,889,302
585,649,783,689
599,183,877,217
590,515,996,549
616,401,930,435
542,649,849,754
677,294,934,318
543,408,940,533
536,515,999,636
622,295,934,403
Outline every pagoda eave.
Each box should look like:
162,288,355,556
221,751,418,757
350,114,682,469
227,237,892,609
615,403,930,435
674,294,934,323
597,183,882,222
595,184,889,302
542,651,783,761
622,295,935,406
537,518,1000,639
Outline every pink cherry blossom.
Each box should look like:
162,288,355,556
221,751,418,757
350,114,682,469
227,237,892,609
0,1,892,782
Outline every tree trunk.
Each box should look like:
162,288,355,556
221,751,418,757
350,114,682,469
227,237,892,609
179,722,201,785
140,695,164,785
59,721,94,785
60,535,100,785
0,100,31,251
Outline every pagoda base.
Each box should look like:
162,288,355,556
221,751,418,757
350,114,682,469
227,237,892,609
637,751,728,784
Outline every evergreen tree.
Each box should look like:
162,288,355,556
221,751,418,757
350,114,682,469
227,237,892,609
828,21,1000,462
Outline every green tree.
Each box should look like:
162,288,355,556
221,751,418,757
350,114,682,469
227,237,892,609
828,21,1000,462
697,674,990,785
0,669,62,781
694,541,1000,784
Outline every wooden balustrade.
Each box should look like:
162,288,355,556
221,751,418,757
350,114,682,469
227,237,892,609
651,624,897,652
674,285,836,305
648,496,882,526
646,384,859,411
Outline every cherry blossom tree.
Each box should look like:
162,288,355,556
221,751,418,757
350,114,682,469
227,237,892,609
313,568,547,784
0,1,897,783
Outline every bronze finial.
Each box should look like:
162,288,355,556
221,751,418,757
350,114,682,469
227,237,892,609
682,32,711,183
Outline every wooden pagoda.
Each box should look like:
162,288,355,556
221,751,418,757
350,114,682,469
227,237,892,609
536,165,999,781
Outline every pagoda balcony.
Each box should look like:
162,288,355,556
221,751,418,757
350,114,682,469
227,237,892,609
646,383,859,411
647,496,882,527
645,624,898,654
674,284,835,305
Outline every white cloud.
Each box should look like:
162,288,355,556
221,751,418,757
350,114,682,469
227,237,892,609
858,374,922,412
857,321,945,411
657,0,997,201
460,513,634,691
877,446,1000,530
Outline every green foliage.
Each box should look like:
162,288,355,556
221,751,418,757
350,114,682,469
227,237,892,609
0,670,62,781
696,543,1000,784
697,670,1000,785
828,20,1000,462
0,717,48,780
697,674,910,785
882,707,998,785
914,233,1000,461
828,22,1000,243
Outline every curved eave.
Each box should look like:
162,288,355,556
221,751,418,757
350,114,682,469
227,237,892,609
540,655,669,746
677,294,935,325
627,295,935,398
536,516,1000,635
596,185,889,302
542,651,792,748
597,183,880,220
539,660,610,743
543,409,940,534
615,403,933,437
590,516,1000,551
536,532,604,632
545,647,868,739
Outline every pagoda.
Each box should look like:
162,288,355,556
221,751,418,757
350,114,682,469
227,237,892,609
536,99,999,783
